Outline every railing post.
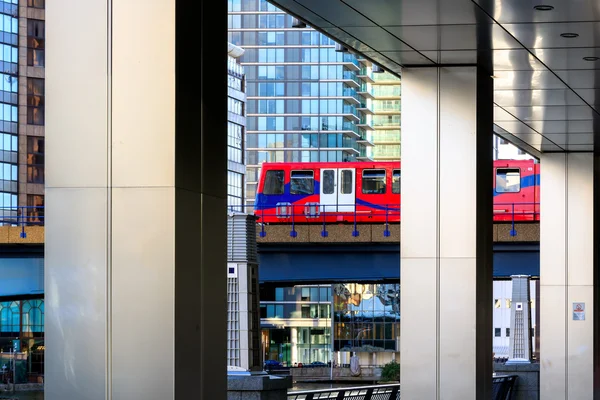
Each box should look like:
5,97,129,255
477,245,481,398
384,204,390,237
509,203,517,237
290,204,297,238
19,207,27,238
321,204,328,237
352,204,359,237
259,206,266,237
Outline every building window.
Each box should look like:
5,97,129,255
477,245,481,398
27,20,45,67
228,122,243,164
392,170,400,194
27,78,44,125
494,299,501,309
227,171,243,211
362,169,386,194
228,96,244,116
290,170,314,195
506,328,510,337
27,137,44,184
496,168,520,193
263,170,284,195
494,328,501,337
27,0,44,8
506,299,512,309
27,194,43,224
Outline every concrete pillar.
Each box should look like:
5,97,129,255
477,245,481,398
540,153,593,399
45,1,226,399
290,327,298,366
400,67,493,399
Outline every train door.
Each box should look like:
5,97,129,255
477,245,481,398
337,168,355,212
320,168,356,212
320,169,337,212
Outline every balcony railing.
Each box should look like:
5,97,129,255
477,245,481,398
373,116,401,127
342,104,357,115
373,86,401,97
342,70,359,85
373,103,401,112
358,83,374,96
342,53,359,68
358,67,374,81
373,71,401,82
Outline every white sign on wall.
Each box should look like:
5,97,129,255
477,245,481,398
573,302,585,321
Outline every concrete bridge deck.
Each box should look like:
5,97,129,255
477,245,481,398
256,222,539,244
0,223,539,246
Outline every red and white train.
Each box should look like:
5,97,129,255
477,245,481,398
253,160,539,224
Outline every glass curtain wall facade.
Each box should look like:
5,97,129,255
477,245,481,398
228,0,371,207
0,0,18,224
260,282,401,367
0,298,44,383
227,45,247,212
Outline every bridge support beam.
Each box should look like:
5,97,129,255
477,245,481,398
400,67,493,399
45,1,226,399
540,153,593,399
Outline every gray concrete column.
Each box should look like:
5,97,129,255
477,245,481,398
540,153,593,399
45,1,226,399
400,67,493,399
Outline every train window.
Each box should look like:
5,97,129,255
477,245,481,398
392,170,400,194
264,170,284,195
362,169,386,194
323,170,335,194
340,170,353,194
496,168,520,193
290,170,314,195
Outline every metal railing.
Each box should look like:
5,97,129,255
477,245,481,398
494,202,540,236
288,383,400,400
232,201,540,239
286,375,517,400
0,206,44,226
233,203,400,239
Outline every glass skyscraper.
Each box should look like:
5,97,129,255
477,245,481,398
228,0,383,207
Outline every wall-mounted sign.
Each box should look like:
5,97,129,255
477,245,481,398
573,302,585,321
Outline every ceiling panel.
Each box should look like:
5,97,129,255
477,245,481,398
473,0,600,24
363,51,435,66
341,0,490,26
527,120,594,134
383,23,522,51
492,49,548,71
499,105,596,121
492,70,567,90
501,22,600,50
494,89,589,107
320,27,377,53
532,48,600,70
542,133,594,145
343,26,413,51
553,70,600,88
292,0,376,27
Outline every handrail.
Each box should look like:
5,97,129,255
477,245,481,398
288,383,399,400
287,375,516,400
